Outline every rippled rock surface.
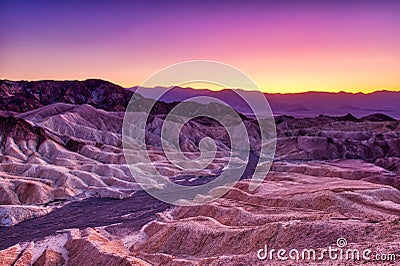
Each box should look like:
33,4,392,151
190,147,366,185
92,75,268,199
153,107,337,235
0,80,399,265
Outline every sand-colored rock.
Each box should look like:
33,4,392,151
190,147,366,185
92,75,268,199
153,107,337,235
0,244,21,266
0,80,399,265
2,162,399,265
13,242,34,266
129,171,400,265
0,84,399,227
33,249,66,266
0,205,52,227
65,228,150,266
0,242,34,266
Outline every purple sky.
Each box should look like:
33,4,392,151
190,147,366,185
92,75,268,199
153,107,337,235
1,0,400,93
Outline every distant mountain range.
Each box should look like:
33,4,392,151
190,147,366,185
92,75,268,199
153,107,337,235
131,86,400,118
1,79,399,118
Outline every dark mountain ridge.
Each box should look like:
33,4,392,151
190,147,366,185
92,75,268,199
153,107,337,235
0,79,133,112
2,79,400,119
132,85,400,118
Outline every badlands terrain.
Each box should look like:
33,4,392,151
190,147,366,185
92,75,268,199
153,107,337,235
0,79,399,265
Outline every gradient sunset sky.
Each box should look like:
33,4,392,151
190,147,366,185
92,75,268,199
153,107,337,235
1,0,399,93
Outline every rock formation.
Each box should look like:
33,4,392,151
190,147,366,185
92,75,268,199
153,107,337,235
0,80,399,265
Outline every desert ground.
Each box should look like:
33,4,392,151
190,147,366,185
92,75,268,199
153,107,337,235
0,80,399,265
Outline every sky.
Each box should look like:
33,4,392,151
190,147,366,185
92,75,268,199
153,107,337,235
1,0,399,93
